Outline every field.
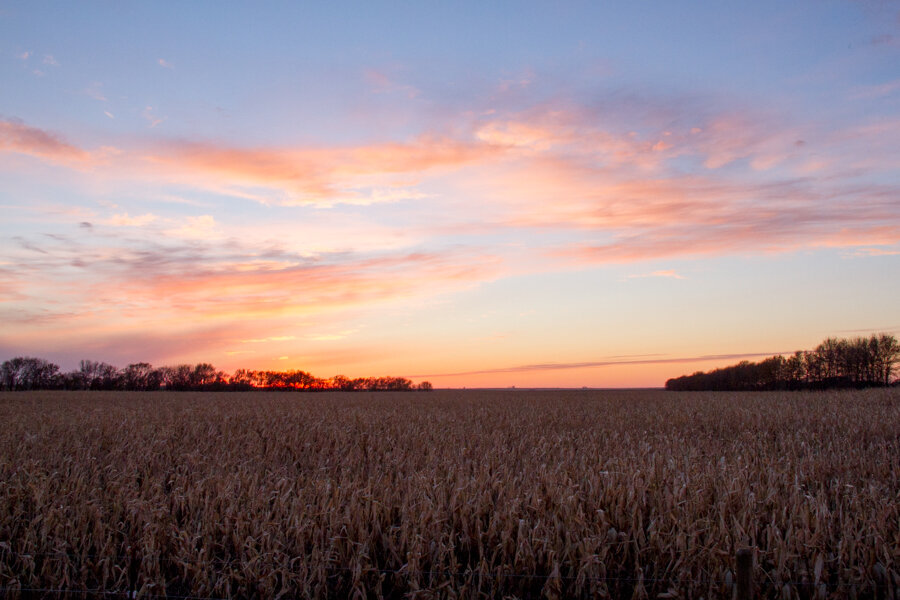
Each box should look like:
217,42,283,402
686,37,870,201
1,390,898,599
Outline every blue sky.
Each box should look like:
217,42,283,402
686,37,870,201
1,1,898,386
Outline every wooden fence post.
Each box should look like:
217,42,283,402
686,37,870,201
736,547,754,600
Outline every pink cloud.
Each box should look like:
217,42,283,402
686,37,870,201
0,239,507,375
0,119,90,164
5,95,899,269
475,120,564,150
448,105,900,264
364,68,420,98
2,234,503,365
142,135,496,206
127,250,497,321
142,106,166,128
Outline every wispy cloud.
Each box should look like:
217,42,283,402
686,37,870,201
851,79,900,99
627,270,685,280
306,329,357,341
4,81,900,269
848,247,900,257
1,223,502,368
84,82,107,102
141,135,493,206
164,214,218,240
411,351,790,378
0,118,90,164
106,213,158,227
157,58,174,69
142,106,166,128
241,336,297,344
365,68,420,98
836,325,900,334
453,99,900,263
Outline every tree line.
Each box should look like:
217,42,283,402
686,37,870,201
0,358,433,392
665,334,900,391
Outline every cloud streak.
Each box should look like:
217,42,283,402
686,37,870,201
142,135,496,206
411,351,791,378
460,103,900,262
0,220,503,369
5,100,899,271
627,270,685,280
0,118,90,164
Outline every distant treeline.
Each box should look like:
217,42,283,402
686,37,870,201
0,358,432,392
666,334,900,391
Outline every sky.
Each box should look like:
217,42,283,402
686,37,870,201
1,2,899,388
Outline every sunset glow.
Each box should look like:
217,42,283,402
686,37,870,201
2,2,899,387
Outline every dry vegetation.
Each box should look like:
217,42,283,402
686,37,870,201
0,389,898,599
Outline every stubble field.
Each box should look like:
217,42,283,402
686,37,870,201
0,389,898,599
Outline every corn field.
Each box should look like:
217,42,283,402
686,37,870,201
0,389,898,599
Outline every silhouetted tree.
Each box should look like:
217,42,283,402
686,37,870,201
166,365,195,390
78,360,101,390
666,334,900,391
1,356,438,393
192,363,222,388
330,375,354,391
0,357,60,390
122,362,162,390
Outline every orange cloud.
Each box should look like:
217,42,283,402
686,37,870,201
6,101,899,271
132,250,496,321
473,110,671,170
2,235,503,357
451,107,900,264
475,120,564,150
1,229,508,374
143,135,496,206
